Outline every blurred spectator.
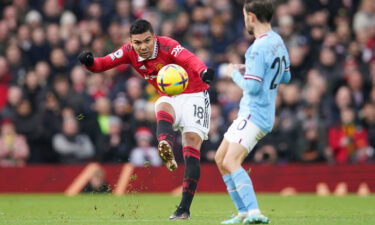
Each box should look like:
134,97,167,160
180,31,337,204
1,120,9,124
0,57,11,110
53,75,83,113
6,44,27,84
296,104,327,162
1,86,23,119
277,84,303,161
315,47,343,94
129,127,162,167
0,119,29,167
353,0,375,33
361,103,375,156
85,96,112,139
27,27,50,65
113,92,132,122
13,99,44,162
52,117,94,163
95,116,130,162
22,70,44,112
82,167,110,193
35,61,51,86
323,86,354,126
328,107,371,164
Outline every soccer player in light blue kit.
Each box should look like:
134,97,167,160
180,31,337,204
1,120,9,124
215,0,291,224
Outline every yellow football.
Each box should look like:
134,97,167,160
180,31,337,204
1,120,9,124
157,64,189,95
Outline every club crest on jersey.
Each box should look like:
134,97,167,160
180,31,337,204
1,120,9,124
155,63,165,72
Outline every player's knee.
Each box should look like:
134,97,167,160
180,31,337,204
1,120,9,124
222,156,240,173
221,157,232,172
155,103,175,119
182,132,202,148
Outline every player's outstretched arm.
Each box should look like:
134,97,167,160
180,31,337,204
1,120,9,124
78,46,130,73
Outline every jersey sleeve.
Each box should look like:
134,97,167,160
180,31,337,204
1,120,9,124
168,39,207,76
281,52,291,84
243,43,265,83
232,69,261,94
86,44,131,73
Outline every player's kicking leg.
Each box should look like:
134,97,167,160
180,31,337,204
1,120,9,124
157,140,177,171
155,103,178,171
169,131,202,220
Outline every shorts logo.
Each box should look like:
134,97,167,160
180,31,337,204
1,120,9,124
171,45,184,57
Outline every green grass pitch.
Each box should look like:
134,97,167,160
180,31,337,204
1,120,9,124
0,194,374,224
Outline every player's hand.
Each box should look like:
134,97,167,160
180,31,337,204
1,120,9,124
201,68,215,84
224,64,245,78
78,51,94,66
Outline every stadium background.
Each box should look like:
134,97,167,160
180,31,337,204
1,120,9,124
0,0,374,195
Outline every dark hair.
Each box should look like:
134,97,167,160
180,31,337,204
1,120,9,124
244,0,274,23
130,19,154,36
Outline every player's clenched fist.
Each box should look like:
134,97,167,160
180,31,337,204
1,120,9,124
200,68,215,84
78,51,94,66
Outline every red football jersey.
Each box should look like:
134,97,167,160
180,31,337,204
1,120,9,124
86,36,209,96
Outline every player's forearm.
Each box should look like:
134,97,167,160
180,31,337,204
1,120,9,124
86,56,117,73
231,70,246,89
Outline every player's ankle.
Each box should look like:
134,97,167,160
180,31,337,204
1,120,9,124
238,212,248,218
247,209,261,216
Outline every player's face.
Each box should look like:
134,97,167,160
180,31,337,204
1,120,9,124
243,7,254,35
130,31,156,59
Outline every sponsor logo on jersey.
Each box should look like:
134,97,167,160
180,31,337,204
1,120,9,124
171,45,184,57
144,74,158,80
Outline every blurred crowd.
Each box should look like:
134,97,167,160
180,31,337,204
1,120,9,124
0,0,375,166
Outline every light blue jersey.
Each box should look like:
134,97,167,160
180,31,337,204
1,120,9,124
232,30,291,133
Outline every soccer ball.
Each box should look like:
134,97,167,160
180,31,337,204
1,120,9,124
157,64,189,95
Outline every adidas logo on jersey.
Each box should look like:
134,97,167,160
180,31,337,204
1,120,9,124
139,65,147,70
196,119,201,125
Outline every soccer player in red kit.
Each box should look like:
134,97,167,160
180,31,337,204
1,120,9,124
78,19,214,220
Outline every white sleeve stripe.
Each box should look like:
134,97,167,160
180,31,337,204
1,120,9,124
244,74,263,82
